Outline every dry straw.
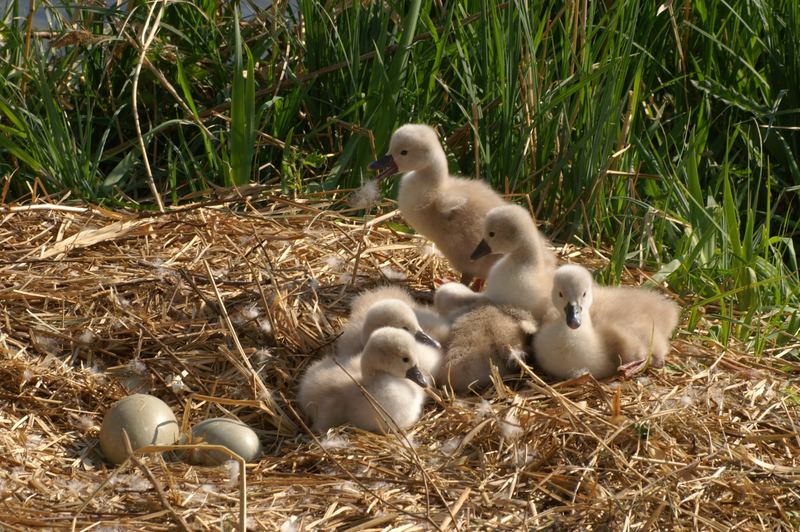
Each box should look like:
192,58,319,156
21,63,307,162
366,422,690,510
0,188,798,530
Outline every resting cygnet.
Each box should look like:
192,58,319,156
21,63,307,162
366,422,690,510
438,304,537,393
370,124,507,285
336,288,446,379
356,286,451,344
471,204,557,321
534,264,680,380
297,327,429,433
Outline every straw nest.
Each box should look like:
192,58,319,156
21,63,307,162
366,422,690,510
1,188,798,531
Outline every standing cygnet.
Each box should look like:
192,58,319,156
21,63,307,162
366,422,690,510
534,264,680,380
297,327,429,433
471,204,557,321
438,304,537,393
369,124,507,285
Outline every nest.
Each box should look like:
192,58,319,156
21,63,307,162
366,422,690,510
0,188,798,531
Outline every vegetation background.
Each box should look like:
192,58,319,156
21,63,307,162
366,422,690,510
1,0,798,357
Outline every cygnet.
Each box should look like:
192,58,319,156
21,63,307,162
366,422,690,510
471,204,557,321
438,304,537,393
297,327,429,433
370,124,507,285
534,264,680,380
335,287,445,380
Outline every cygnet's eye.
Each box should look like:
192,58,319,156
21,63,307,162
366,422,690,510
488,231,495,238
400,149,408,156
402,326,410,332
402,356,410,363
558,291,563,298
582,291,586,297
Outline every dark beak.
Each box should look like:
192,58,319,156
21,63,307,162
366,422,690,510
470,239,492,260
414,329,441,349
405,365,428,387
565,303,581,329
368,154,399,181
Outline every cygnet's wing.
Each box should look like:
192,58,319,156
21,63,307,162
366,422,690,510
441,304,532,391
407,177,504,281
436,194,469,219
592,285,679,363
335,375,426,433
438,352,493,393
537,235,558,269
497,306,538,335
297,355,362,426
595,321,645,367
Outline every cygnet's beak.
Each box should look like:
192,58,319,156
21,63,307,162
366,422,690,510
405,365,428,387
564,303,582,329
368,154,399,181
414,329,441,350
470,239,492,260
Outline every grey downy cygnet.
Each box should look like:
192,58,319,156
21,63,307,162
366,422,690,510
370,124,507,285
471,204,557,322
534,264,680,380
438,303,538,393
298,327,430,433
335,287,445,380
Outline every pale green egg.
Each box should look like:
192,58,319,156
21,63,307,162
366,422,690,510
99,394,180,465
186,417,262,466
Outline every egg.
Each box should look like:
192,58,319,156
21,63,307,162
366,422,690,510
186,417,262,466
99,394,180,465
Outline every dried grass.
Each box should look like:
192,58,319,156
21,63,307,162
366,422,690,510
1,188,798,530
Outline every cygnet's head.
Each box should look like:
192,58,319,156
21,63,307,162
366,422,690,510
361,327,428,387
471,204,536,259
552,265,594,329
369,124,445,178
362,300,441,350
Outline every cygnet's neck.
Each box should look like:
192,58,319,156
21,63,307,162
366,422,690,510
509,230,545,265
360,357,390,381
400,152,448,205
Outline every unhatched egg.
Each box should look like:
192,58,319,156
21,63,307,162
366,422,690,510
186,417,262,466
99,394,180,465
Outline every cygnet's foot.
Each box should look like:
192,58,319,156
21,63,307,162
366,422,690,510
618,358,649,378
469,278,485,291
650,355,665,369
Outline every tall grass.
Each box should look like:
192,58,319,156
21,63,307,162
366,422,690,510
1,0,798,355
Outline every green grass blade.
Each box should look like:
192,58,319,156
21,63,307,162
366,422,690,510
229,7,256,186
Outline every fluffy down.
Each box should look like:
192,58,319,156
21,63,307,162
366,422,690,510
371,124,508,284
298,327,429,433
438,304,538,393
534,264,680,380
